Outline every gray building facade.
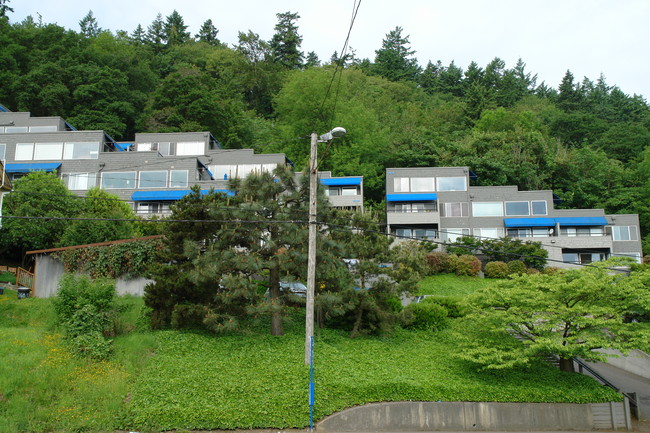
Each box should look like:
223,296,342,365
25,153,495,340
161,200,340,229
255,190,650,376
386,167,643,267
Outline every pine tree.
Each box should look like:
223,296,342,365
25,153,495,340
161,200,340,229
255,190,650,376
270,11,304,69
196,19,220,45
130,24,145,45
373,26,421,82
146,13,165,49
0,0,13,18
79,10,101,38
164,10,190,45
305,51,320,68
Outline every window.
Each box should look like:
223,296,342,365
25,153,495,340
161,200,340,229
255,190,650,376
137,202,170,214
532,200,547,215
505,201,530,216
63,142,99,159
0,143,5,160
410,177,435,192
561,226,606,237
15,143,34,160
139,171,167,188
136,143,153,151
176,141,204,155
29,125,58,132
443,202,469,217
413,228,436,240
474,228,502,239
472,202,503,217
327,187,339,196
440,228,470,243
157,142,172,156
101,172,137,189
5,126,28,133
612,226,638,241
562,253,579,264
170,170,188,188
66,173,96,190
507,228,531,238
437,177,466,191
394,177,409,192
395,228,412,238
34,142,63,160
341,187,358,196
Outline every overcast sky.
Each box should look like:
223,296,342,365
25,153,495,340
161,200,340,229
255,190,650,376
9,0,650,98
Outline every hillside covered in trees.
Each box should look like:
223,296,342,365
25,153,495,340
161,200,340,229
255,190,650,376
1,6,649,253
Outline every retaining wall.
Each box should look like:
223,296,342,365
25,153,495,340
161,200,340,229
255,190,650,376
316,401,631,432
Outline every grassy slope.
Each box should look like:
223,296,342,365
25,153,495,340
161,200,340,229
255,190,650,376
0,289,620,432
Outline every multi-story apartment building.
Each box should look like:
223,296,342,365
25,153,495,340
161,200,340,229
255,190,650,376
0,109,364,217
386,167,643,267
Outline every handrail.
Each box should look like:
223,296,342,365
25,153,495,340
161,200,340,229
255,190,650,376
573,358,639,418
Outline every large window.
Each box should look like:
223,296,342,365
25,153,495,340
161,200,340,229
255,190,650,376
473,228,503,239
29,125,58,132
612,226,639,241
66,173,96,190
443,202,469,217
5,126,28,133
437,177,466,191
532,200,547,215
505,201,530,216
611,252,642,264
63,142,99,159
137,202,170,214
15,143,34,160
170,170,188,187
561,226,605,237
410,177,435,192
139,171,167,188
507,227,551,238
472,202,503,217
101,172,137,189
176,141,204,155
34,142,63,160
440,228,470,243
395,228,436,240
394,177,409,192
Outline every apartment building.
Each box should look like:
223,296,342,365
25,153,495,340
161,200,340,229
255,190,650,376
0,110,364,217
386,167,643,267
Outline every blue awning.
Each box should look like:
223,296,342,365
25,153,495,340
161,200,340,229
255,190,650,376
114,142,132,151
131,189,233,201
320,177,362,186
387,193,437,202
504,218,556,228
5,163,61,173
504,216,608,228
555,216,607,226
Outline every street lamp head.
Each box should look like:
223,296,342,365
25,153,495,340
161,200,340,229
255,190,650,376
318,127,347,142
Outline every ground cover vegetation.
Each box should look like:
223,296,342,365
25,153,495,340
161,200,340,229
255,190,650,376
0,286,624,432
0,5,648,259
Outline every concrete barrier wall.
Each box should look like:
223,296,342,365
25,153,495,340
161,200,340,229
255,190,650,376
317,401,629,432
598,349,650,380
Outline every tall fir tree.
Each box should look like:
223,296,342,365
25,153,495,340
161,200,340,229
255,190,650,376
79,10,101,38
196,19,220,45
270,11,304,69
164,10,190,45
373,26,421,82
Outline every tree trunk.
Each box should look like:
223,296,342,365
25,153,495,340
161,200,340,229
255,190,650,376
269,265,284,336
559,357,575,373
350,301,364,338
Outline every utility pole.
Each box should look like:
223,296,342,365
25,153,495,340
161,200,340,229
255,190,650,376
305,132,318,365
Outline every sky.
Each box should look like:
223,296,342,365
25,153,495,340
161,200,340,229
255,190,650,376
8,0,650,98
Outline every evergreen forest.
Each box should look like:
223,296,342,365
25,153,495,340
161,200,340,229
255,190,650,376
1,7,649,253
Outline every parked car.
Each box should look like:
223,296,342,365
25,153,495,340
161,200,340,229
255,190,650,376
265,281,307,299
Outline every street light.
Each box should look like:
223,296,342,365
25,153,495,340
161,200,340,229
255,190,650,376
306,127,346,365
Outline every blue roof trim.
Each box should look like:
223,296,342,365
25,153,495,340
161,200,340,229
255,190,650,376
553,193,563,204
5,163,61,173
0,104,10,112
387,193,437,202
469,170,478,181
555,216,607,226
64,121,77,131
131,189,234,201
320,177,362,186
209,133,222,149
504,218,556,228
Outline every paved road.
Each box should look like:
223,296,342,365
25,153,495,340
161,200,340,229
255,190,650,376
584,360,650,422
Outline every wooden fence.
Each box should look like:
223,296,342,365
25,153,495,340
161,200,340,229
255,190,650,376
16,267,34,295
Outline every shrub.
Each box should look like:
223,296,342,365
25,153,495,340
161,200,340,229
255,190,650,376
426,252,451,274
485,261,509,278
53,274,117,359
507,260,527,276
401,301,449,331
452,254,482,277
422,295,466,318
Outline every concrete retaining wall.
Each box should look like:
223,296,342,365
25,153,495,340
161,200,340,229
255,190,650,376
316,401,630,432
598,349,650,380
